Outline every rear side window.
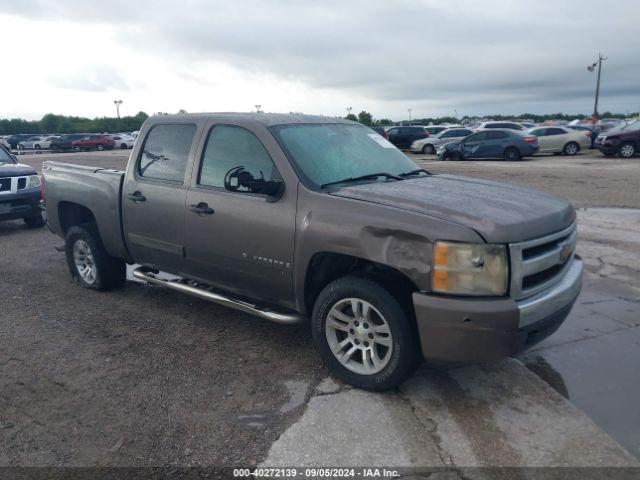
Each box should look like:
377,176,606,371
547,128,566,135
198,125,278,191
487,131,508,139
138,124,196,183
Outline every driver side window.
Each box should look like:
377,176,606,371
199,125,279,191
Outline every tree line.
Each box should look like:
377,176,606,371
0,112,150,135
346,110,639,127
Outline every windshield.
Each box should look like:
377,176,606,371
271,123,419,188
0,147,16,165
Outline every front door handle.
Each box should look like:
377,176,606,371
127,191,146,202
189,202,214,215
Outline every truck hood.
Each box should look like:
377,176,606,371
330,174,575,243
0,163,36,177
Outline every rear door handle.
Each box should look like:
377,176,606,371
189,202,214,215
127,191,146,202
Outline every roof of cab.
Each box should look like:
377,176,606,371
148,112,355,127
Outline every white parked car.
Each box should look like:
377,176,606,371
109,134,135,149
410,128,474,154
525,126,590,155
17,136,58,150
474,121,525,131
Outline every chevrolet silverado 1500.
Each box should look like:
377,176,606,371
42,113,583,390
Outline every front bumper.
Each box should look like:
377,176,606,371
0,188,42,221
413,258,583,363
595,142,619,155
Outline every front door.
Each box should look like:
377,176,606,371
461,131,488,158
184,123,296,305
122,122,198,273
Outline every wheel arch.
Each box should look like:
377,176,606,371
303,252,419,317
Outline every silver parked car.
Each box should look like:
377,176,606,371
525,126,590,155
410,128,474,154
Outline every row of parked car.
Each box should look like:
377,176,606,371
372,119,640,160
1,132,139,152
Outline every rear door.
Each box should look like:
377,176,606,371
545,127,567,151
530,128,551,152
484,130,509,157
386,127,402,147
183,121,296,304
122,122,200,273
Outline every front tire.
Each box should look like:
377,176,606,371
504,147,521,161
97,144,104,151
120,143,128,149
312,276,420,391
619,142,636,158
563,142,579,155
64,224,126,291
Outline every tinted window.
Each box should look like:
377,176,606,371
138,124,196,182
387,128,400,135
547,128,566,135
486,131,508,139
460,130,473,136
199,125,278,191
531,128,547,136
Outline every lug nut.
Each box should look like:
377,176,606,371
368,333,374,339
354,321,359,327
354,339,360,345
349,329,354,334
363,323,369,329
364,341,369,347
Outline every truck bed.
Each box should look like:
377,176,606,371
42,161,129,261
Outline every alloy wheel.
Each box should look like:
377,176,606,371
73,239,97,284
325,298,393,375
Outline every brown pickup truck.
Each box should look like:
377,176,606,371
42,113,582,390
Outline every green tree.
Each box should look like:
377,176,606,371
345,113,358,122
357,111,373,126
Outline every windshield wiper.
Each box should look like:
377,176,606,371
321,172,403,189
398,168,431,177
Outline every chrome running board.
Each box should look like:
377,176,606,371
132,267,305,325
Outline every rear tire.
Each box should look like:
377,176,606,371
563,142,579,155
619,142,636,158
97,144,104,151
23,211,45,228
312,275,420,391
64,224,126,291
120,143,128,149
504,147,521,161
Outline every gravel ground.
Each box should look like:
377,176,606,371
1,148,638,466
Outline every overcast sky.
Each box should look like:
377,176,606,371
1,0,638,121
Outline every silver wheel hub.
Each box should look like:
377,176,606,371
325,298,393,375
621,145,634,157
73,239,97,284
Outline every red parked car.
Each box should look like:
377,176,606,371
72,134,115,151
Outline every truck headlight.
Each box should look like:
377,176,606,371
26,175,41,188
432,241,508,296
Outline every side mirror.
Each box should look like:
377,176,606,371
223,166,284,201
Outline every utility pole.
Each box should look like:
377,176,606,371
408,108,412,122
114,99,123,119
587,53,607,119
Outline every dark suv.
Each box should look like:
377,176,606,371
594,120,640,158
386,126,429,149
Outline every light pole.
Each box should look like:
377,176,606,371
587,53,607,119
408,108,412,123
255,104,262,113
346,106,353,117
114,99,122,119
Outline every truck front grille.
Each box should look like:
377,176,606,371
509,222,577,300
0,178,11,192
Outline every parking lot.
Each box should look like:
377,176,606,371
1,148,639,469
